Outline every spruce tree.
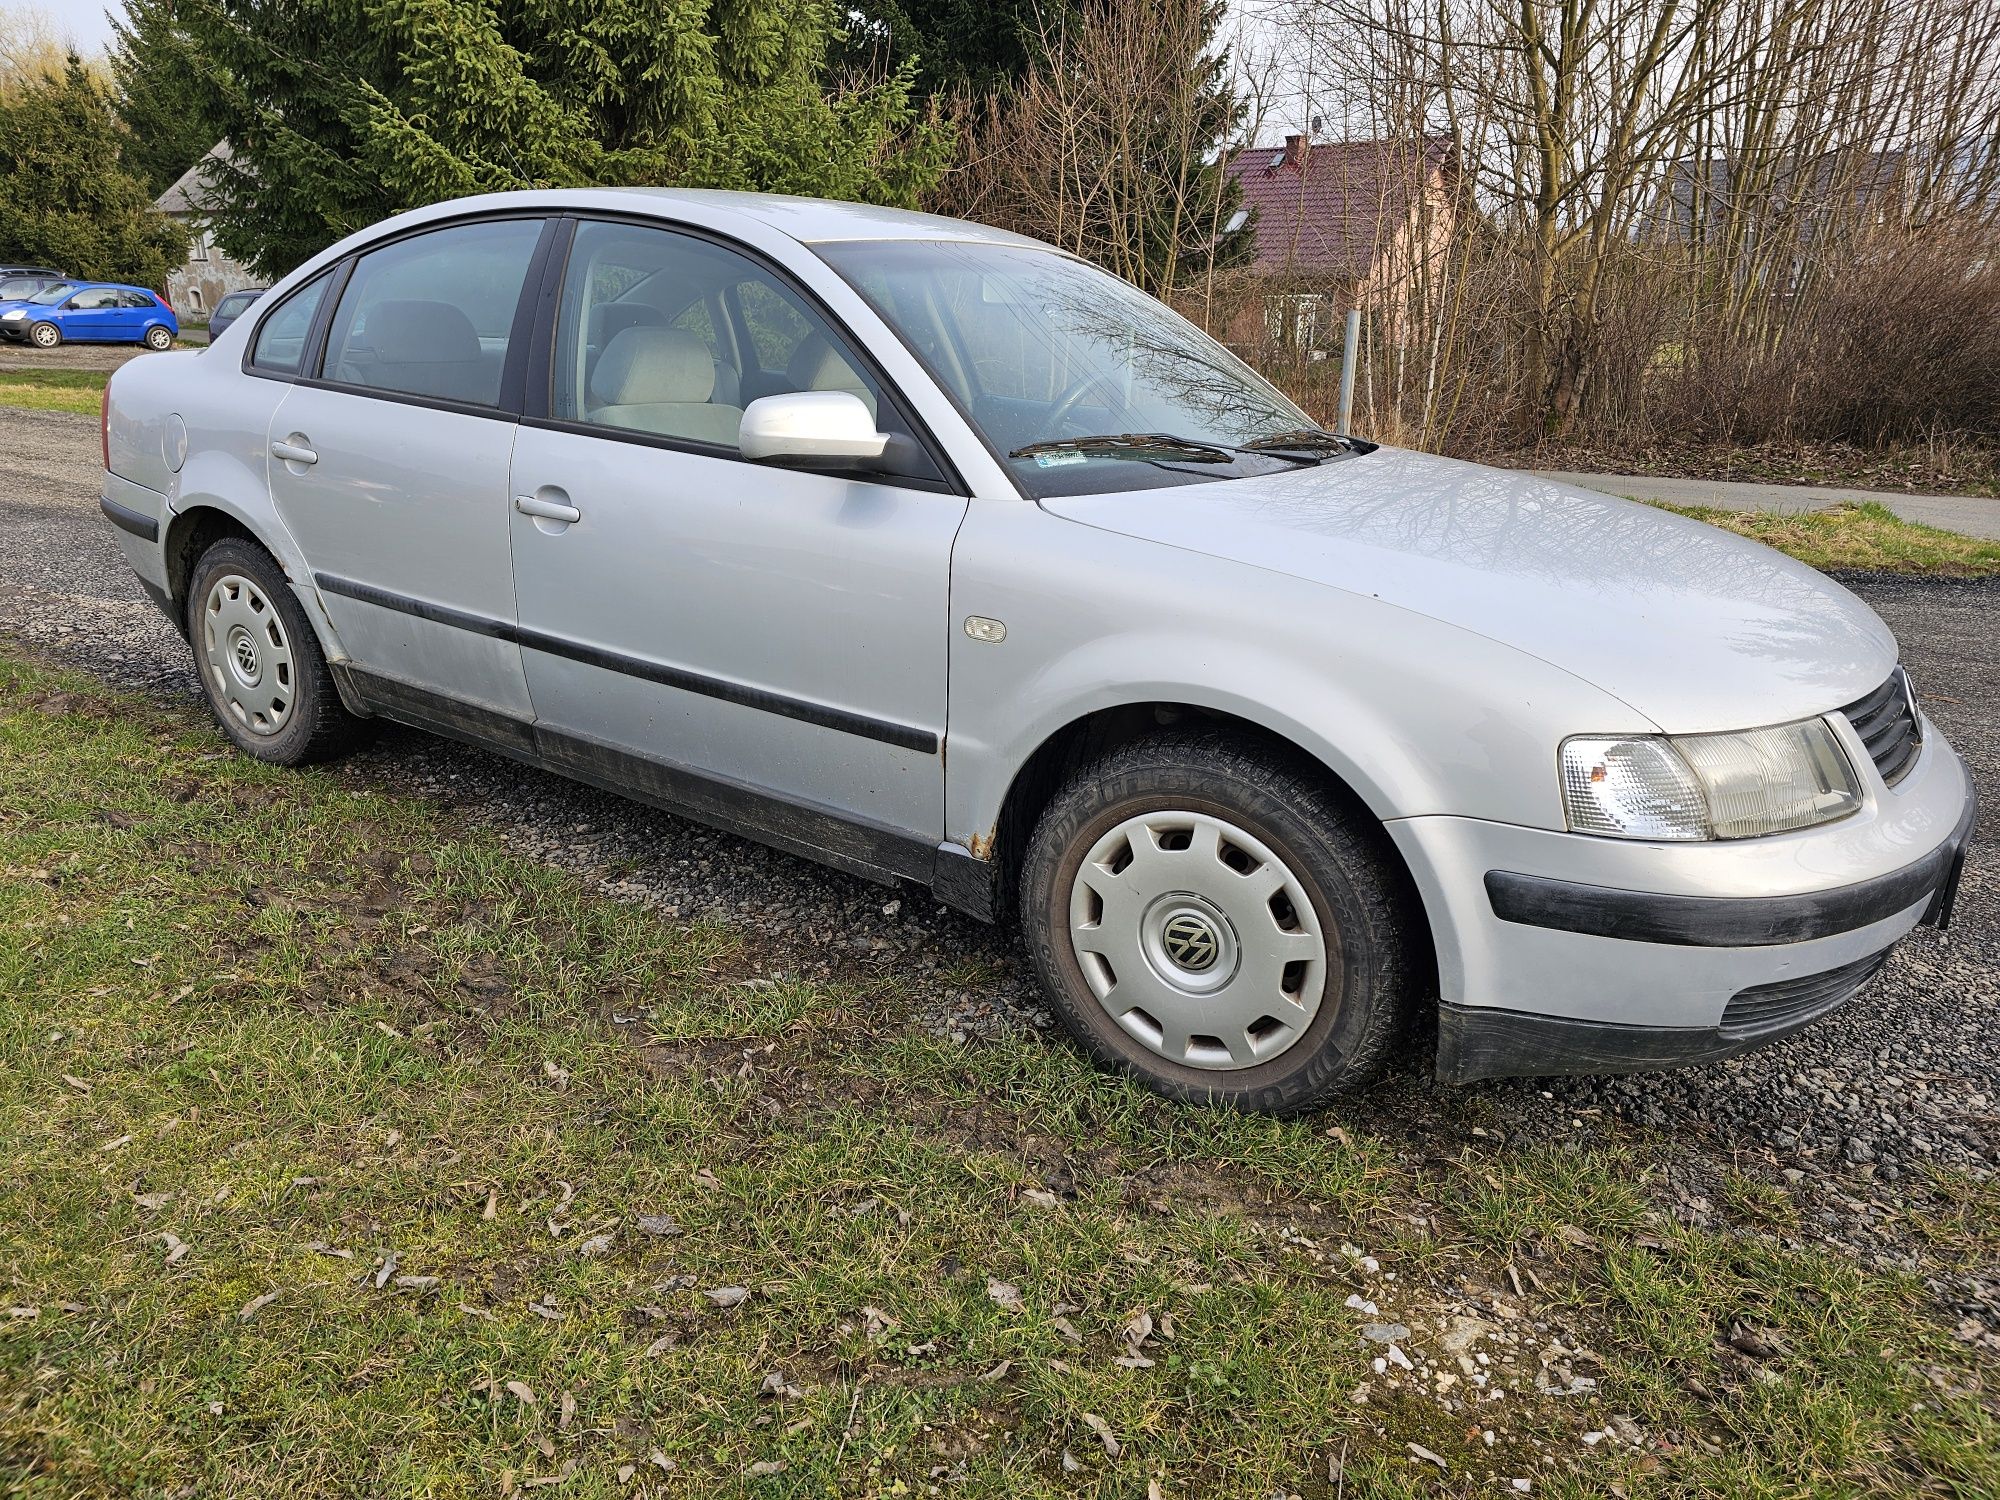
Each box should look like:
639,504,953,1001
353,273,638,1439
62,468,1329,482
845,0,1080,97
176,0,954,277
109,0,220,195
0,56,186,285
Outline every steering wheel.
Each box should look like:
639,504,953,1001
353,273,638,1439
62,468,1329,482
1044,367,1133,433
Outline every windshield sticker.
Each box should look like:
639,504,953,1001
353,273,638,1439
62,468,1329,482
1034,452,1088,468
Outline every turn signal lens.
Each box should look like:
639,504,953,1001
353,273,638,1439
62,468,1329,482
1560,737,1709,840
1560,719,1861,841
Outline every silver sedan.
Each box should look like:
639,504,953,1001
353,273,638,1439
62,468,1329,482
98,189,1974,1112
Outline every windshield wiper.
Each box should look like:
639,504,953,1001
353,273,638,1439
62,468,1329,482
1010,432,1238,464
1010,432,1333,469
1242,427,1354,458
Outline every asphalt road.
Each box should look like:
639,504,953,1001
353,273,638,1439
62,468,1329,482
1540,470,2000,540
3,403,1994,1278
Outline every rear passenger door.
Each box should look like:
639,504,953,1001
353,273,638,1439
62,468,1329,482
263,216,553,721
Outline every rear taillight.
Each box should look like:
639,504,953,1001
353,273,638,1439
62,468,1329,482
100,377,111,472
156,294,171,311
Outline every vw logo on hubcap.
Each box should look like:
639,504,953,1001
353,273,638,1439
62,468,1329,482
1161,911,1221,973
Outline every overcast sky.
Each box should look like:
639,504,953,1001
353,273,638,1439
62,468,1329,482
6,0,112,53
3,0,1317,139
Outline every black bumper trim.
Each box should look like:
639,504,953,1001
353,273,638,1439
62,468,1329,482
1485,792,1976,947
1439,943,1895,1082
100,495,160,543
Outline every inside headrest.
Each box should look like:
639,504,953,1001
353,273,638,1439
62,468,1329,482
591,326,717,407
367,299,480,364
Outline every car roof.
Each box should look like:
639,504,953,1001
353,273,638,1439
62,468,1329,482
372,187,1056,253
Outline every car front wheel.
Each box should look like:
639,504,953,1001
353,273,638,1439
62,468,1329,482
28,322,59,348
1020,733,1418,1114
186,538,365,765
144,325,173,350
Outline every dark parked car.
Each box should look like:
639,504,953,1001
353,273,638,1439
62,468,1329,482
0,270,70,303
206,287,267,341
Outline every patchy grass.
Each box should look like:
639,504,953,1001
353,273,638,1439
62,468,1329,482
1661,500,2000,576
0,369,108,416
0,649,1993,1498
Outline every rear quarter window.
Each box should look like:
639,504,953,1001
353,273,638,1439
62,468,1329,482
250,272,333,375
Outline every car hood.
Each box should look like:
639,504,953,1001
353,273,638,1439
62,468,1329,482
1039,445,1896,733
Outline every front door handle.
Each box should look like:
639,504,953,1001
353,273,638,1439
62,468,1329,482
516,493,581,524
270,439,317,465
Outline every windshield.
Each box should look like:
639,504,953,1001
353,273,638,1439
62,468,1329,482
0,279,42,300
817,240,1331,497
28,283,74,305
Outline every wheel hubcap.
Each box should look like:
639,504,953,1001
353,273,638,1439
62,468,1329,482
201,573,295,736
1068,811,1329,1071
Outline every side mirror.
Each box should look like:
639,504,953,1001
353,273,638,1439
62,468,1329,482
739,391,890,468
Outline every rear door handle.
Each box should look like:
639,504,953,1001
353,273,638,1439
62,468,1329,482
270,439,317,465
516,493,581,524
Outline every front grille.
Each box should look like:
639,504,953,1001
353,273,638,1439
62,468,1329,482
1841,668,1921,787
1719,948,1892,1042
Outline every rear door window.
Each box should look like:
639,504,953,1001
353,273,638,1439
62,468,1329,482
320,219,543,407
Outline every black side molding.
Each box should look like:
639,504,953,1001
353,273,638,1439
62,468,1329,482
100,495,159,543
1485,792,1975,947
314,572,939,754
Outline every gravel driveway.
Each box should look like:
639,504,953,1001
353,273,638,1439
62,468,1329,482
3,403,1993,1268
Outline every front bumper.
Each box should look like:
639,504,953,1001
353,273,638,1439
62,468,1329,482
1391,724,1975,1084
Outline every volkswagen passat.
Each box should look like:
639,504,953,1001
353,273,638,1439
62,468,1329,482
98,191,1974,1112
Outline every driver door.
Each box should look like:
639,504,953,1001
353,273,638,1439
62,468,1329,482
507,218,967,875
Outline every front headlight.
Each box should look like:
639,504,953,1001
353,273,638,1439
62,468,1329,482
1561,719,1860,840
0,309,24,321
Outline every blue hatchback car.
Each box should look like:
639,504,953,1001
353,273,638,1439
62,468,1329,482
0,281,178,349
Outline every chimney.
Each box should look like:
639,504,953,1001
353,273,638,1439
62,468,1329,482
1284,132,1309,168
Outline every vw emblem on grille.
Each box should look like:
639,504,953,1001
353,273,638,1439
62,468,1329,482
1161,912,1220,972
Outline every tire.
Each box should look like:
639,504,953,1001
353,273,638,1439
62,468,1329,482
186,538,364,765
143,325,173,350
1020,732,1417,1114
28,322,59,348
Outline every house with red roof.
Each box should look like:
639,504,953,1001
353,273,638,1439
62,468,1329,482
1217,132,1459,352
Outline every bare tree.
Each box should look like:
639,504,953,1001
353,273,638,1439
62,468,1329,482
935,0,1261,304
1277,0,2000,450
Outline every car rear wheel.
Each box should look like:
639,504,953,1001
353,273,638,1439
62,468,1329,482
1020,733,1418,1114
28,322,59,348
186,538,365,765
143,325,172,350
